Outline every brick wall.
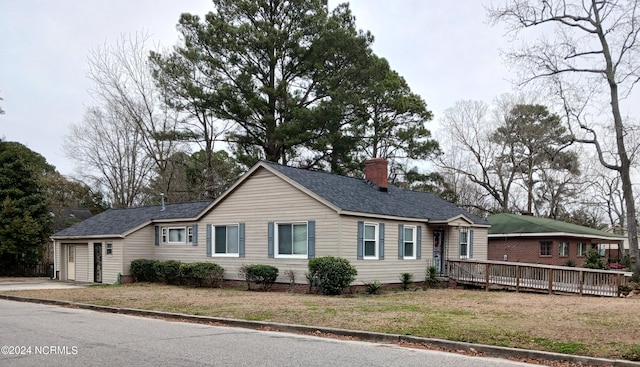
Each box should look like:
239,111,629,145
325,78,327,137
488,236,593,267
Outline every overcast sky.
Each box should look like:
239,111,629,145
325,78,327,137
0,0,513,176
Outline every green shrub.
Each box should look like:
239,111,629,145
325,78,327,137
130,259,159,282
583,248,605,269
180,262,225,287
154,260,182,284
308,256,357,295
400,272,413,291
242,264,279,291
424,265,439,288
565,259,576,267
364,280,383,295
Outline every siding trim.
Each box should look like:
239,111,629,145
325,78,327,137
267,222,274,258
206,224,212,257
357,221,364,260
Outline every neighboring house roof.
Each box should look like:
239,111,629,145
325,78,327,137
487,213,625,242
259,161,487,224
51,207,94,232
51,201,212,239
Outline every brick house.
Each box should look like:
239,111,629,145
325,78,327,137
487,213,625,267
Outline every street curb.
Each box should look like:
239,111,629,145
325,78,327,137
1,294,638,367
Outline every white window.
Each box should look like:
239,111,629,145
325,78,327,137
276,222,308,258
168,227,186,244
161,227,167,243
559,241,569,257
459,228,469,259
214,225,239,256
106,243,113,256
577,242,587,256
364,222,379,259
403,226,416,259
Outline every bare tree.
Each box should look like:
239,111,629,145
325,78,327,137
438,100,515,213
65,106,153,207
86,32,186,202
489,0,640,272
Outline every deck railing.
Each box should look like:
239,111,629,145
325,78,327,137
446,260,632,297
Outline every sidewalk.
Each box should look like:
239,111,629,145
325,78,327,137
0,277,88,291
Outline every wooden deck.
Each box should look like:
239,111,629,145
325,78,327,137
446,260,633,297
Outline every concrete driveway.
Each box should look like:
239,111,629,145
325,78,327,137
0,277,88,291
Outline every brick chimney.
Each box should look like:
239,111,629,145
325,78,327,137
364,158,388,192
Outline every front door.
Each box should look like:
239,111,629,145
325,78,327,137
93,243,102,283
67,245,76,280
433,230,444,274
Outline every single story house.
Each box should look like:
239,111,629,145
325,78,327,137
487,213,626,267
52,159,489,285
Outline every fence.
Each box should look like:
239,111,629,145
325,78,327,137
446,259,632,297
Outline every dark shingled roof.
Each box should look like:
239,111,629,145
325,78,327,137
263,161,487,224
52,201,213,238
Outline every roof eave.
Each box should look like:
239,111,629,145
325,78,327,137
488,232,625,242
51,234,125,240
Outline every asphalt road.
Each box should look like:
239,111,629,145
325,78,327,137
0,299,540,367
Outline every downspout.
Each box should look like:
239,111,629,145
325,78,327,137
52,239,56,279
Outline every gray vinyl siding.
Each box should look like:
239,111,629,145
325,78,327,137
446,225,489,261
197,168,341,283
122,226,156,275
74,245,90,282
152,223,205,264
338,216,429,284
101,240,123,284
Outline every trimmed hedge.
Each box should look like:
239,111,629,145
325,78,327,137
130,259,224,287
180,262,224,287
130,259,159,282
240,264,279,291
154,260,182,284
308,256,357,295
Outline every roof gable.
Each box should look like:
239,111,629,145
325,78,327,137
52,201,213,238
261,161,487,224
487,213,625,240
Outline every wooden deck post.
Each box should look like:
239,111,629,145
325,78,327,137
579,271,583,296
548,268,553,294
516,265,520,292
485,263,490,291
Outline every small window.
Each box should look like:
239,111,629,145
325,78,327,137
403,226,416,259
276,222,308,257
559,241,569,257
106,243,113,255
363,223,378,259
168,227,186,244
161,227,167,243
459,228,469,259
540,241,552,256
577,242,587,256
214,225,239,256
187,226,194,243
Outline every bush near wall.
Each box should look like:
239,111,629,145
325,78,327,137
308,256,357,295
130,259,159,282
130,259,225,288
154,260,182,284
239,264,279,291
180,262,224,287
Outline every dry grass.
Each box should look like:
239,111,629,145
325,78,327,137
3,283,640,360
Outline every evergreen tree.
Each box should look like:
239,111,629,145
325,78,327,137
0,141,53,274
